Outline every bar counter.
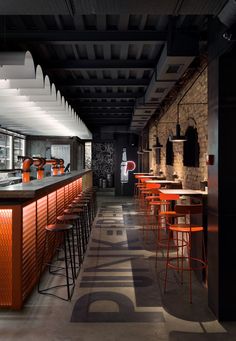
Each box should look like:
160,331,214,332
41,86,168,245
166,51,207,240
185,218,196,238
0,169,92,309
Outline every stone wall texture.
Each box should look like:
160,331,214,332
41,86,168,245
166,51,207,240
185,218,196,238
149,68,208,189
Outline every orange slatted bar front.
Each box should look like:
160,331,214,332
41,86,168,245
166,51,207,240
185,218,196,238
0,170,92,309
0,209,13,307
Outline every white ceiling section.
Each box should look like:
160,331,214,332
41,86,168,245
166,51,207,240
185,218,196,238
0,51,92,139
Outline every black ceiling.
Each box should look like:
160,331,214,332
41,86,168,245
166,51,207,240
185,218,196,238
0,0,229,134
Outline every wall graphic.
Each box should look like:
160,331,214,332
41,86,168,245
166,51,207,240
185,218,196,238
120,148,136,184
92,142,114,186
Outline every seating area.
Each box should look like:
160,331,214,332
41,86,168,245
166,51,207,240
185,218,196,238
134,173,207,303
1,195,234,341
1,1,236,338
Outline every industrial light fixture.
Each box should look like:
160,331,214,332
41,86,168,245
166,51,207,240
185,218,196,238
169,104,187,143
137,147,144,155
152,122,163,149
137,133,144,155
143,146,152,152
152,136,163,149
143,132,152,152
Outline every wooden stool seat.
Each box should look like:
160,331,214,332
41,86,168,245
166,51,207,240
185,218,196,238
46,223,73,232
57,214,80,221
64,208,83,214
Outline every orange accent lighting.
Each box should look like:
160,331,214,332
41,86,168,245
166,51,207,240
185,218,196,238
0,209,12,306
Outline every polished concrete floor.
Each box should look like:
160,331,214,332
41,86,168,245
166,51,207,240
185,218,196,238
1,196,236,340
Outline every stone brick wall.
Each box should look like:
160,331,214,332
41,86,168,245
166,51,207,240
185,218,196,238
149,68,208,189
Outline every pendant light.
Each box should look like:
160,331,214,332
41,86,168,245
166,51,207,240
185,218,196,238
137,133,144,155
143,131,152,152
152,122,163,149
137,146,144,155
169,104,187,143
152,136,163,149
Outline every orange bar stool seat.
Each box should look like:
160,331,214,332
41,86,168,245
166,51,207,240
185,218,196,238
164,204,207,303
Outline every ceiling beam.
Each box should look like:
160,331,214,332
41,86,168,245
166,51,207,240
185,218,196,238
58,79,149,87
74,101,135,107
4,30,167,44
80,114,131,118
79,108,133,114
84,117,130,121
42,59,156,70
68,92,144,99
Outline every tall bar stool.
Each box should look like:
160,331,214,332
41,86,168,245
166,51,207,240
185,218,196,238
57,214,83,275
73,195,93,225
64,207,89,252
157,193,182,241
164,204,207,303
92,186,98,216
84,188,96,219
38,223,75,301
134,175,148,208
142,183,161,240
149,193,184,266
70,200,91,236
137,178,152,211
134,175,144,199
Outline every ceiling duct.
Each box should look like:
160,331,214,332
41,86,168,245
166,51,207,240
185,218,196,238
130,41,196,132
217,0,236,41
218,0,236,28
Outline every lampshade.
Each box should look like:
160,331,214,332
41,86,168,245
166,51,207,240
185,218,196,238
152,137,163,149
170,123,187,142
143,134,152,152
137,146,144,155
143,147,152,152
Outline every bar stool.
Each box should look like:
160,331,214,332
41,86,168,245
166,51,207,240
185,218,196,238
92,186,98,215
73,195,92,223
149,193,185,266
64,207,89,250
164,204,207,303
57,214,83,275
142,183,161,240
157,193,182,243
84,188,96,219
138,178,152,211
69,201,91,236
38,223,75,301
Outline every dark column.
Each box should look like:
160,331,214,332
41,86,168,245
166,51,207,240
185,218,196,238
208,19,236,321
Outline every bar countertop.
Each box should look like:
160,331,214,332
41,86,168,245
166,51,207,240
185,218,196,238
0,169,91,199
